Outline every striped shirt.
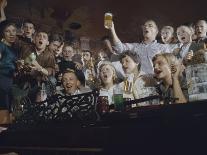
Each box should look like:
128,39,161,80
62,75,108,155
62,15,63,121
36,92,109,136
113,40,170,74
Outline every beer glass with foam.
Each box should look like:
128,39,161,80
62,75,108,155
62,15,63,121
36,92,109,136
104,13,113,29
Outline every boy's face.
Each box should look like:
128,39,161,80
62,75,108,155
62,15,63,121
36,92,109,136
23,23,35,38
62,72,80,94
49,41,61,54
153,56,171,80
34,32,49,50
142,21,158,40
121,55,137,74
177,27,192,44
195,20,207,38
3,25,17,43
100,64,114,85
161,28,173,44
62,46,74,60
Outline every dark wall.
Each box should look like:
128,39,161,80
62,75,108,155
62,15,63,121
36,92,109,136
5,0,206,41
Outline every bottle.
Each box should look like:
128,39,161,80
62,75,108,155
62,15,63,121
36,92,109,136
25,52,36,65
124,97,131,111
30,52,36,61
97,96,109,115
124,74,133,94
36,83,47,103
104,13,113,29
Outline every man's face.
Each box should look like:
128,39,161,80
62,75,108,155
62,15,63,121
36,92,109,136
177,26,191,44
161,28,173,44
62,72,79,94
49,41,61,54
195,20,207,38
62,46,74,60
142,20,158,40
3,25,17,44
153,56,171,80
82,51,91,62
34,32,49,50
98,51,108,61
121,55,137,74
72,40,80,49
23,23,35,38
100,64,114,85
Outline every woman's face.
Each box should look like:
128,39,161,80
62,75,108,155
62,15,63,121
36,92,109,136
100,64,115,85
3,25,17,44
153,56,171,80
121,55,137,74
177,26,192,44
161,28,173,44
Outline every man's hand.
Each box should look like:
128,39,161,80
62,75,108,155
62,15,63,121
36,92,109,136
185,50,194,61
0,0,7,9
16,59,24,70
171,61,183,80
75,62,83,70
31,60,42,71
108,22,115,32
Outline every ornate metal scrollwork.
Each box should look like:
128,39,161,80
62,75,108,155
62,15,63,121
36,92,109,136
15,90,99,125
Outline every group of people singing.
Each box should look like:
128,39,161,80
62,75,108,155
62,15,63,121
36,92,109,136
0,0,207,124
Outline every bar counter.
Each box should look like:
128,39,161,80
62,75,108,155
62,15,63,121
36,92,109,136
1,100,207,155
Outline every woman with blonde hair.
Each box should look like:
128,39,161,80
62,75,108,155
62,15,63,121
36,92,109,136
97,61,119,105
161,26,177,44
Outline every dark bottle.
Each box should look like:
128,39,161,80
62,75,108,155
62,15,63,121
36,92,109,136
96,96,109,115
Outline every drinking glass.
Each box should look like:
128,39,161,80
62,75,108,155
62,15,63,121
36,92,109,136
104,13,113,29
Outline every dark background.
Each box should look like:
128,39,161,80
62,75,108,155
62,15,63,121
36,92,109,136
6,0,206,41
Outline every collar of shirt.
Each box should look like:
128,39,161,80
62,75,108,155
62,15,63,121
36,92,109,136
100,85,116,92
62,89,80,96
35,48,46,56
141,40,157,45
197,36,207,43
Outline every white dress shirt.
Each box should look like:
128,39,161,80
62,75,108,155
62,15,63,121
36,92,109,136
113,40,170,74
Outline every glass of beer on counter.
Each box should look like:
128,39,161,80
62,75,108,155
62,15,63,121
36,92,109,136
96,96,109,115
104,12,113,29
113,85,124,111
